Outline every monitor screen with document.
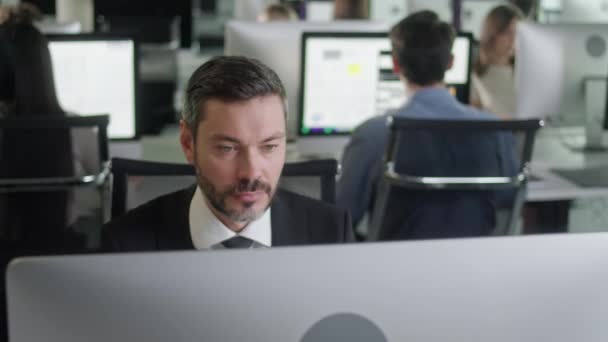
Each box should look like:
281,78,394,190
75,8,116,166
298,31,472,136
47,34,138,140
224,20,390,139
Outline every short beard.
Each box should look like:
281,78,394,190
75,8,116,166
197,172,274,223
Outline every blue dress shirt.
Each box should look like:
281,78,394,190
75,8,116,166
337,87,518,239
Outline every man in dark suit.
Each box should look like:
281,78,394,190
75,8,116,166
103,56,353,251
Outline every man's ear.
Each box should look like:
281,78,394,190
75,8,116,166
392,54,401,75
180,120,196,165
446,53,454,71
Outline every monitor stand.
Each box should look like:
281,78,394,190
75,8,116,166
110,140,143,159
583,78,608,152
294,136,349,162
582,144,608,152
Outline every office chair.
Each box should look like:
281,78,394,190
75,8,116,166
110,157,339,219
0,115,111,245
368,117,543,241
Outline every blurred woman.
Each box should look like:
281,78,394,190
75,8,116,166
0,4,93,245
258,4,298,22
470,4,524,119
334,0,369,20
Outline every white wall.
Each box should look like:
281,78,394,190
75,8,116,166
408,0,453,22
542,0,608,22
56,0,94,31
370,0,408,25
233,0,277,21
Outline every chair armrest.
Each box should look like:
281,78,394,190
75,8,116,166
0,162,111,193
384,167,527,190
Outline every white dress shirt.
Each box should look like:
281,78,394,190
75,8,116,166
188,186,272,250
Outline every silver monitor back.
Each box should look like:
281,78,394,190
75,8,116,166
516,22,608,125
224,20,389,139
7,233,608,342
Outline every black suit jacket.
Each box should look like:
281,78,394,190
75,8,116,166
102,186,354,252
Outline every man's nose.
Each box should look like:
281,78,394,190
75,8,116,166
236,148,263,181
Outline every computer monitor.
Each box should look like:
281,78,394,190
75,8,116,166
515,22,608,127
224,20,390,139
298,32,473,137
7,233,608,341
94,0,192,48
47,34,139,140
370,0,408,24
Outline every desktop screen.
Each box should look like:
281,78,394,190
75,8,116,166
299,32,472,136
48,35,137,139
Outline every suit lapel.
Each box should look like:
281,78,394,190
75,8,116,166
271,190,311,246
157,185,196,250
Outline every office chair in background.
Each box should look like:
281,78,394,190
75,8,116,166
368,117,543,241
0,114,110,249
0,114,110,342
110,157,339,220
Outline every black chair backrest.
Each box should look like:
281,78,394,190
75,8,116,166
385,118,542,181
0,115,109,165
110,157,338,219
369,117,543,241
0,115,109,242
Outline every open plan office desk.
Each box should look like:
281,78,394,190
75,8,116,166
525,126,608,232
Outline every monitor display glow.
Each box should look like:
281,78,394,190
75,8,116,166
299,32,472,136
224,21,390,139
48,37,137,139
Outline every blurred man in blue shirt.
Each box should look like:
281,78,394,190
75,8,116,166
337,11,517,240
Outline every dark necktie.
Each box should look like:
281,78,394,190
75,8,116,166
221,236,254,249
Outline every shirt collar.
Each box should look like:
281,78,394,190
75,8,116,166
189,186,272,250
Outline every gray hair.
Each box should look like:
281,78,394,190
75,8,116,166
181,56,288,137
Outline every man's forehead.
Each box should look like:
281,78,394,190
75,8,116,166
195,96,286,139
200,94,284,112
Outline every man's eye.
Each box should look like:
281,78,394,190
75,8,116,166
261,144,278,153
216,145,236,153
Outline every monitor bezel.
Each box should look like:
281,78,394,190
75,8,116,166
46,33,141,141
297,31,474,137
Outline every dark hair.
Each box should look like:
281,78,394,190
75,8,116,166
182,56,287,137
263,4,297,21
333,0,369,19
0,6,63,116
0,5,73,241
474,4,524,76
389,10,455,86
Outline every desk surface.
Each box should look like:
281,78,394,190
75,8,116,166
528,126,608,202
130,124,608,203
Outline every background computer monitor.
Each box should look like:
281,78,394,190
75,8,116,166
47,34,138,140
224,20,390,139
298,31,473,136
94,0,192,48
7,233,608,341
515,22,608,127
